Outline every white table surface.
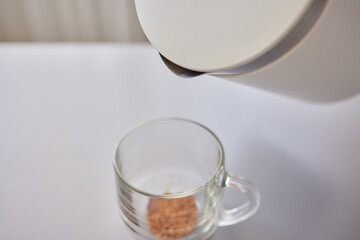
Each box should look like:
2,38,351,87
0,44,359,240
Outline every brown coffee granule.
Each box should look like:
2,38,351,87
147,193,197,239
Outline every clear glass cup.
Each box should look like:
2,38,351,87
113,118,260,240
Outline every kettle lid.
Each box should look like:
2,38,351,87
135,0,325,74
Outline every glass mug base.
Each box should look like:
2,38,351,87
128,225,218,240
113,118,260,240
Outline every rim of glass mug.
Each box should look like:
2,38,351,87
113,117,225,199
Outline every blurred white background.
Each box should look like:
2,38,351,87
0,0,146,42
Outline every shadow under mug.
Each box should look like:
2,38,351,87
113,118,260,240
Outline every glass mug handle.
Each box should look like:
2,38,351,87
218,172,261,226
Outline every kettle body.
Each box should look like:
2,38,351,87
135,0,360,102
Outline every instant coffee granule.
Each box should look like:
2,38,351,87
147,193,197,239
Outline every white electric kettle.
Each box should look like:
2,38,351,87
134,0,360,102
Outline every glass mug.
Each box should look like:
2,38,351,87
113,118,260,240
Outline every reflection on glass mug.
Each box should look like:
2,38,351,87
113,118,260,240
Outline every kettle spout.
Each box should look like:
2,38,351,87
159,54,205,78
